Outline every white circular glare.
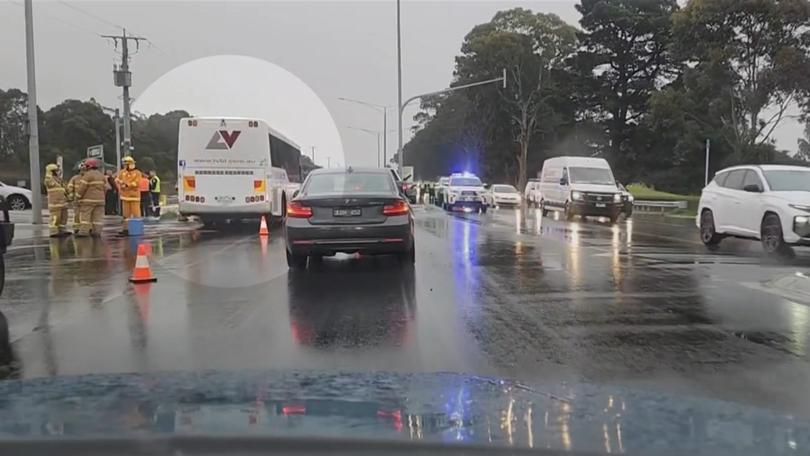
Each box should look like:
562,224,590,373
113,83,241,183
134,55,343,167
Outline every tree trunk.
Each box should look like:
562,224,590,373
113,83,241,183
517,138,529,192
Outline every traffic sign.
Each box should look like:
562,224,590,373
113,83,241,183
87,145,104,159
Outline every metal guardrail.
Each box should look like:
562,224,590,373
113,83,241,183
633,200,688,211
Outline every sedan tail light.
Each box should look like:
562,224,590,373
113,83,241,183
286,201,313,218
383,200,410,216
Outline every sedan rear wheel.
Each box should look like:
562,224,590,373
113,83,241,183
398,243,415,266
286,249,307,270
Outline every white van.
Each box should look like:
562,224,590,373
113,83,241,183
178,117,302,225
537,156,623,222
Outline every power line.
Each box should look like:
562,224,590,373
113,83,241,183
4,0,99,37
56,0,123,31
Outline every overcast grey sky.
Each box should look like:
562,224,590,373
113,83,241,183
1,0,803,167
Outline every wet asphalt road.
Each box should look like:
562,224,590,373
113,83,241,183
3,205,810,417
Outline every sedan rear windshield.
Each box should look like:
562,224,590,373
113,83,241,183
450,177,482,187
303,172,396,196
763,170,810,192
569,167,615,185
492,185,518,193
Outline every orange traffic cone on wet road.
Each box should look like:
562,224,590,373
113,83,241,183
259,215,270,236
129,243,157,283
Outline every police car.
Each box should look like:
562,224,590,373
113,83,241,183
441,172,487,213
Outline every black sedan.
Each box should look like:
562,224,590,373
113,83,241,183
284,167,415,270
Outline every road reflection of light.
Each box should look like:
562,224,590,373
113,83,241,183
567,222,581,286
501,398,515,446
515,241,523,256
451,218,481,319
570,222,580,246
525,406,534,448
616,422,624,453
788,300,809,356
611,225,622,284
534,209,543,234
603,423,612,453
559,402,572,450
515,209,522,234
625,219,633,247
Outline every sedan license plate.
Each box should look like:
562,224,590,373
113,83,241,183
333,208,362,217
595,203,606,208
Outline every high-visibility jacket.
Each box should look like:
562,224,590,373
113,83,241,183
139,176,150,192
44,174,68,208
76,169,106,205
66,173,83,201
149,175,161,193
116,168,142,202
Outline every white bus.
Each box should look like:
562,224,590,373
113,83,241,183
177,117,302,225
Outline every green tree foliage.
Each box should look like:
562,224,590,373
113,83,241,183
0,89,34,165
406,8,580,189
670,0,810,158
573,0,679,179
0,88,188,188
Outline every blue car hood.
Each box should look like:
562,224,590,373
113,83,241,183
0,370,807,455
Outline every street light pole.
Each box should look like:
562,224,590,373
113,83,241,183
337,98,392,166
397,70,507,176
396,0,403,174
24,0,42,224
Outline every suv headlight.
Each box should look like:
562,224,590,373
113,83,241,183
571,191,583,201
613,193,622,203
790,204,810,212
628,195,634,202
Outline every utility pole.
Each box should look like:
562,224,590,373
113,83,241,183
24,0,42,224
310,146,315,164
704,139,711,186
102,29,146,155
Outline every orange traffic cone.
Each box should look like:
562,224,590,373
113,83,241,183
129,243,157,283
259,215,270,236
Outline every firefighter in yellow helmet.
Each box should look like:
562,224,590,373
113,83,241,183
115,155,142,235
75,158,106,237
44,163,69,237
66,160,86,229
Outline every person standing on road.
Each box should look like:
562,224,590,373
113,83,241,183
116,156,143,235
138,173,151,218
105,169,119,215
44,163,69,237
428,184,435,205
66,161,86,230
148,170,161,218
75,158,106,237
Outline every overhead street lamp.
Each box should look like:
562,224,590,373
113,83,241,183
347,126,398,167
396,69,507,175
337,97,393,165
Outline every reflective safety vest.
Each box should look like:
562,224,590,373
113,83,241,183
116,169,142,202
76,169,106,205
44,174,68,208
66,173,83,201
149,175,161,193
139,176,150,192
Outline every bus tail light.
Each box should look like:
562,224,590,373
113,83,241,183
383,200,409,216
183,176,196,191
287,202,312,218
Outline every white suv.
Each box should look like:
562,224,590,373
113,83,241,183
697,165,810,255
442,173,487,213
